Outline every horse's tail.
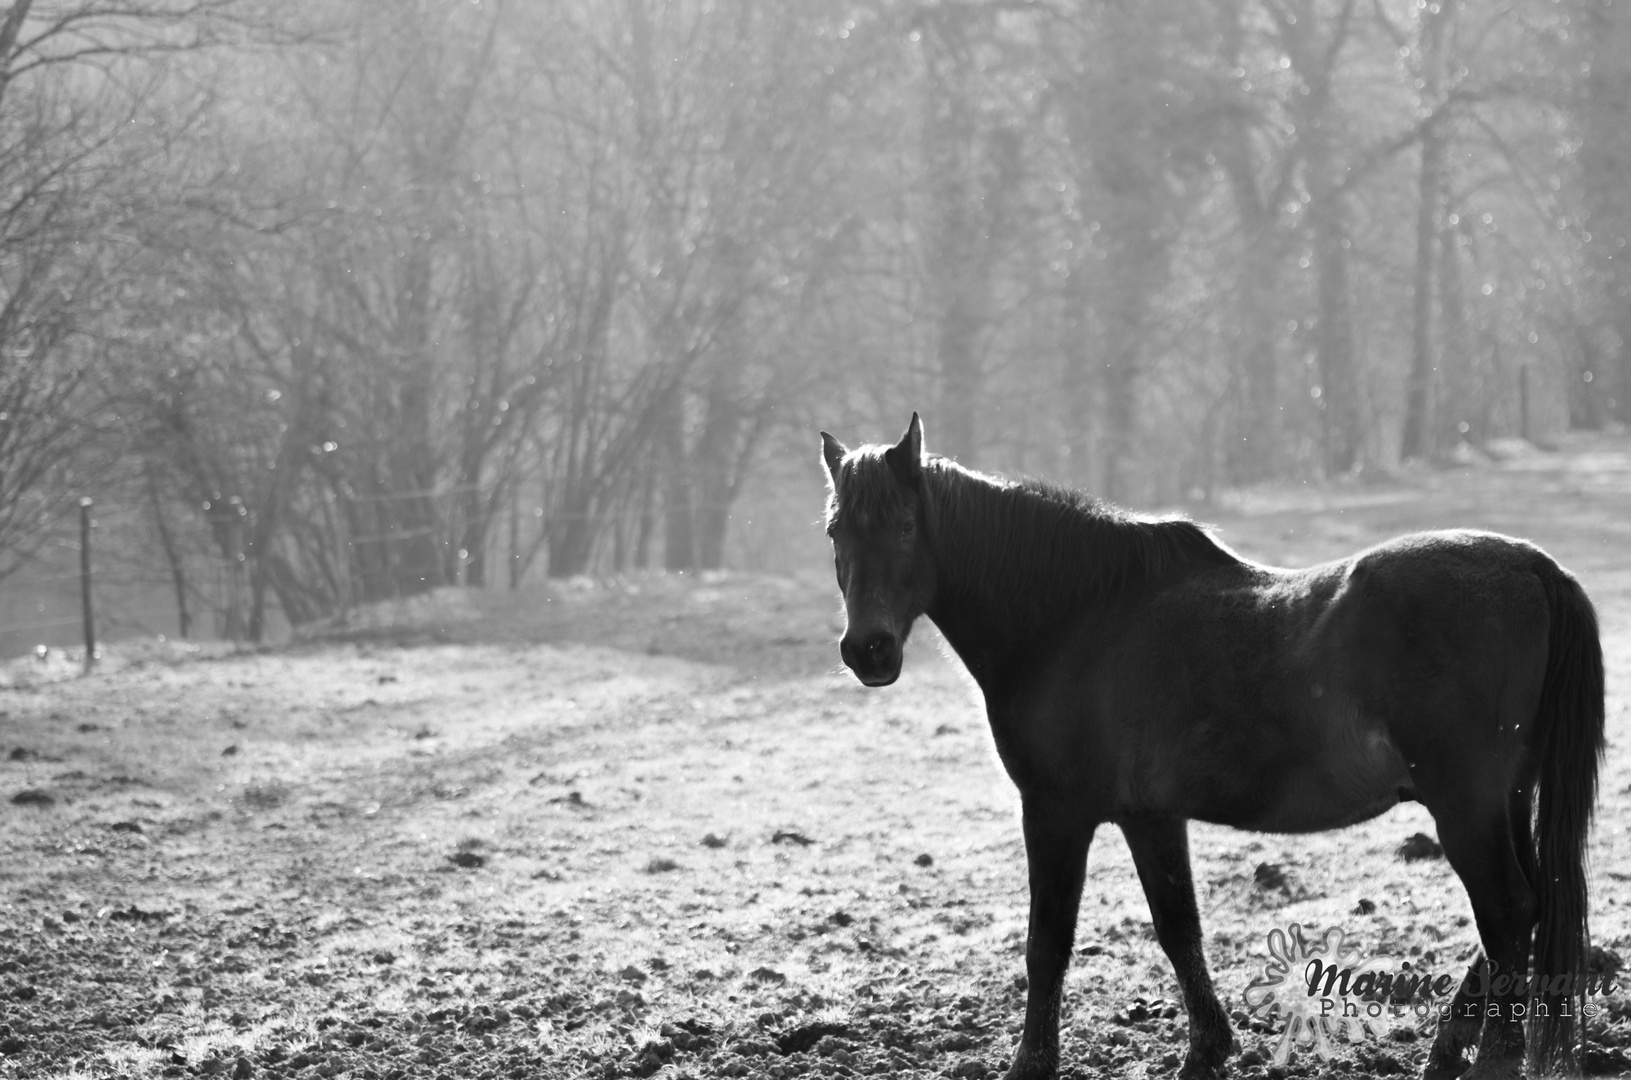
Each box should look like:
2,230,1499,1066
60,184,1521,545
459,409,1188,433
1529,559,1606,1073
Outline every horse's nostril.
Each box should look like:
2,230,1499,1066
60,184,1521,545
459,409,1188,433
841,632,895,670
864,634,893,656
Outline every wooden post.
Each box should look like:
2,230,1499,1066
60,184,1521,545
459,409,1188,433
79,497,95,673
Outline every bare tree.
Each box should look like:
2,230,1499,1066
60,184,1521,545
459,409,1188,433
0,0,272,577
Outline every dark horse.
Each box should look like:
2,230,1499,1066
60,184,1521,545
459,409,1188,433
819,415,1604,1080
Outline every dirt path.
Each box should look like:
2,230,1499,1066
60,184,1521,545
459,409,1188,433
3,437,1630,1080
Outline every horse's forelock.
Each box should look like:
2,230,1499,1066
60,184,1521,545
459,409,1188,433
832,446,914,529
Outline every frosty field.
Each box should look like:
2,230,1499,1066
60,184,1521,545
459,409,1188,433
4,440,1631,1080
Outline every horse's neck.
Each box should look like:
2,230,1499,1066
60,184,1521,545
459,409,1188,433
920,467,1234,693
921,472,1081,688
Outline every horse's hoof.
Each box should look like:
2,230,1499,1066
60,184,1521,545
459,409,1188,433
1175,1038,1233,1080
1420,1065,1470,1080
1001,1051,1057,1080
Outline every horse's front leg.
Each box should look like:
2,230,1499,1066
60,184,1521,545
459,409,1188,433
1121,816,1235,1080
1005,801,1095,1080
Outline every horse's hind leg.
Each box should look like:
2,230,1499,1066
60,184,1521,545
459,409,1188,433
1422,789,1539,1080
1004,803,1095,1080
1122,817,1235,1080
1424,805,1537,1080
1424,954,1486,1080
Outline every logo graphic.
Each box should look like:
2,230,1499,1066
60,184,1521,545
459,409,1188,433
1243,923,1397,1064
1243,923,1620,1065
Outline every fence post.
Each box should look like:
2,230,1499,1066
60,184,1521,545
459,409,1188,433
79,497,96,674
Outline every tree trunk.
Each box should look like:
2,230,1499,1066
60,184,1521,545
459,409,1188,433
661,392,695,572
545,485,597,578
508,484,523,590
1309,180,1363,475
1273,0,1362,475
390,243,446,597
1578,0,1631,424
457,479,489,588
612,495,629,574
1437,216,1473,442
635,456,656,571
1227,239,1284,483
924,80,982,462
1216,0,1283,485
1400,5,1451,462
1097,200,1164,501
1617,310,1631,426
1060,6,1177,500
1400,121,1445,462
920,29,1018,464
693,385,741,572
147,471,190,640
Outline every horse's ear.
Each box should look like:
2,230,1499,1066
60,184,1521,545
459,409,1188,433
886,412,924,486
820,431,847,487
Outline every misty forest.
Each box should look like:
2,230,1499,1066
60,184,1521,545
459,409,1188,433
0,0,1628,640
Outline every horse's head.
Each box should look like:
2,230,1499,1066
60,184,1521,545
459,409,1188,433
819,413,937,687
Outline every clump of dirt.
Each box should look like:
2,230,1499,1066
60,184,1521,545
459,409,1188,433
1396,833,1444,862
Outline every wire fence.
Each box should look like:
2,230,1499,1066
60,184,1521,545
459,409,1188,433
0,469,821,662
0,497,245,662
0,485,495,659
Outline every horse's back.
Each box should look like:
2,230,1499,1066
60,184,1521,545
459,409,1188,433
1317,529,1554,707
1338,527,1557,608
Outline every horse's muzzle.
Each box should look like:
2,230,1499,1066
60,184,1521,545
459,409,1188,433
840,630,901,686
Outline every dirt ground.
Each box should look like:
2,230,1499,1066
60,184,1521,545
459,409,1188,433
4,435,1631,1080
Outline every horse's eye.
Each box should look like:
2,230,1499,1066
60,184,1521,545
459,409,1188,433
901,519,916,539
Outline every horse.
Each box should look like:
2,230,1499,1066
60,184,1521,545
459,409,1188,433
818,414,1604,1080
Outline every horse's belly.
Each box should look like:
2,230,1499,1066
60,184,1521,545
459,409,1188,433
1230,783,1403,834
1200,716,1413,834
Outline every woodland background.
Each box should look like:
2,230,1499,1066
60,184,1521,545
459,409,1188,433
1,0,1629,651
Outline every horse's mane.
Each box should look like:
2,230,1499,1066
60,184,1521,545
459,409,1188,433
918,456,1239,612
